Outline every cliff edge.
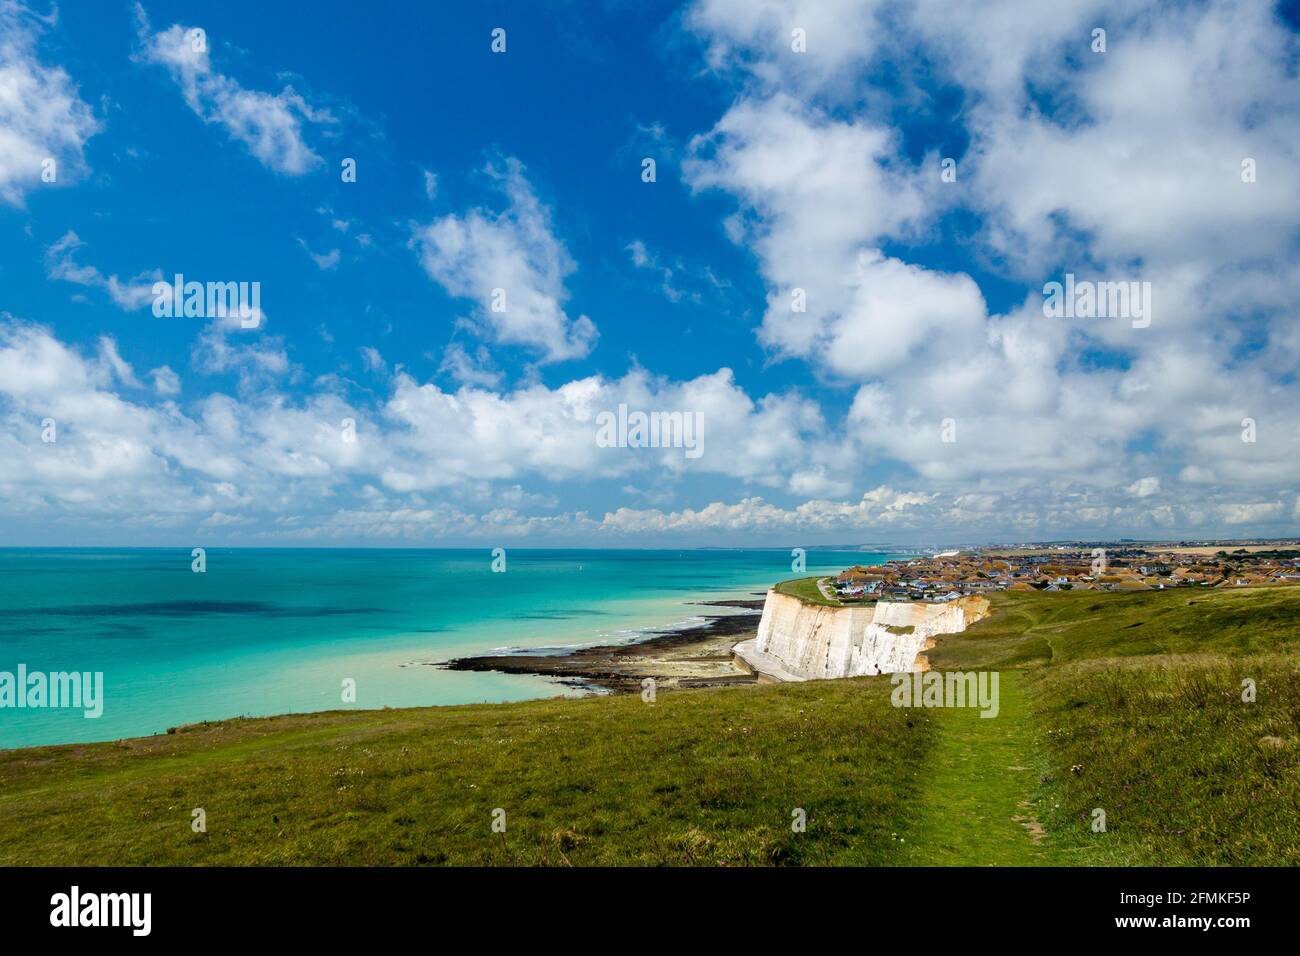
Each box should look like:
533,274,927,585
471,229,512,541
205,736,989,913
734,588,990,682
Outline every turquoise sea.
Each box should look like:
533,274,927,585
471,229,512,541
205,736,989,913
0,548,888,749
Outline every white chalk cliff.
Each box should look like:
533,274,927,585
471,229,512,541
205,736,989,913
734,589,991,682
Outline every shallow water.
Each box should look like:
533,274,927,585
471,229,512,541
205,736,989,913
0,548,888,748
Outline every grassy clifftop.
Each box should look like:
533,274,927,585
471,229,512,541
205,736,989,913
773,576,841,606
1,586,1297,866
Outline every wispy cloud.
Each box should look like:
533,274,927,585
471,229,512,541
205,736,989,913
296,238,340,270
134,3,335,174
44,231,162,310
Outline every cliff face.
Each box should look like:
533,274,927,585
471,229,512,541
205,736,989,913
744,590,990,680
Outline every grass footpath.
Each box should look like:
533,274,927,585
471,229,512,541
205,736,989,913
900,671,1080,866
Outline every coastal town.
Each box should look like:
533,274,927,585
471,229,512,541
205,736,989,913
833,545,1300,602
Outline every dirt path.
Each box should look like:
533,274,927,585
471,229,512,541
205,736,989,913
815,577,839,603
898,671,1069,865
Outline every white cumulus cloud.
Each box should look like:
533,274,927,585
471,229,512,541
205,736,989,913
412,158,597,364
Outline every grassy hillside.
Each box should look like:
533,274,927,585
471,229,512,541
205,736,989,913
1033,658,1300,865
927,585,1300,670
1,586,1297,866
927,587,1300,865
0,678,933,866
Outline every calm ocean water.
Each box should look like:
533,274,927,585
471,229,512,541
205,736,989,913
0,548,888,749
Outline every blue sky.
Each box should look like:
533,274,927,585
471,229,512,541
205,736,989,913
8,2,760,385
2,0,1299,547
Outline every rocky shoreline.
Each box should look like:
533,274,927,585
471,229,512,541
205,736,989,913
441,597,766,693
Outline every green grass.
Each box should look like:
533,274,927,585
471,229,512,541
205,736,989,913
927,586,1300,671
3,585,1298,866
0,679,933,866
1031,658,1300,865
774,576,841,606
